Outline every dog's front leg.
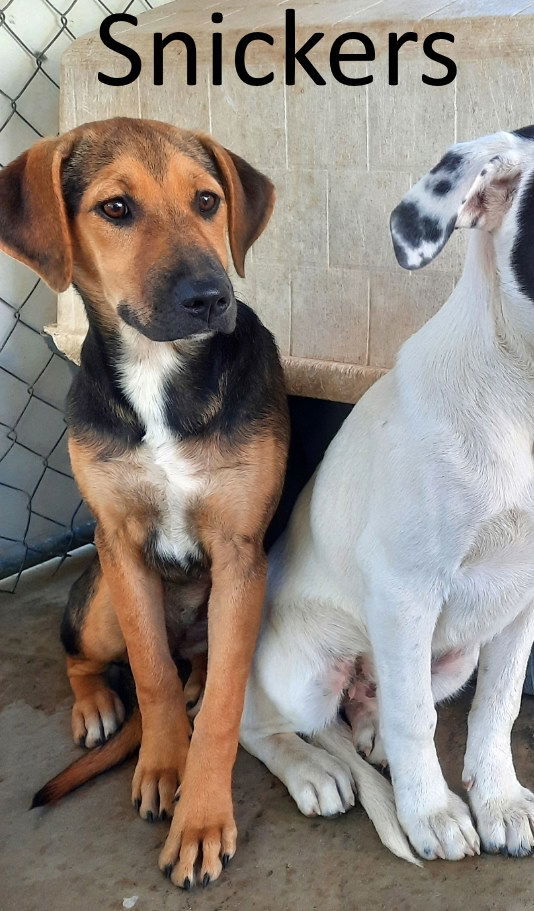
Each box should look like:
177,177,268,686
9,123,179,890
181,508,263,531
463,605,534,857
95,525,191,820
159,535,266,888
366,581,480,861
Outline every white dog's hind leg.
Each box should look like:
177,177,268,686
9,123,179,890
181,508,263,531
240,727,356,818
241,638,358,819
312,720,418,864
463,605,534,857
431,648,479,703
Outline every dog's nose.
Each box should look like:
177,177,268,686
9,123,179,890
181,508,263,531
173,278,230,324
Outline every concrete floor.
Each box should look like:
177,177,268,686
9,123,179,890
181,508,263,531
1,554,534,911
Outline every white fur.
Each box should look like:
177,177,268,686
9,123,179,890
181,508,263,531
118,328,207,565
241,131,534,864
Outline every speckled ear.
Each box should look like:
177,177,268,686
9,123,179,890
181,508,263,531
0,135,76,291
389,128,534,271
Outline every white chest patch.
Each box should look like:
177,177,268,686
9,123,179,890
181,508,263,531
118,331,207,565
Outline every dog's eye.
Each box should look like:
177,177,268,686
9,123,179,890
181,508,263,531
197,191,220,216
100,198,129,220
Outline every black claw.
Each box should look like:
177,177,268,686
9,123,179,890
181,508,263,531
222,853,230,869
186,700,195,710
162,864,173,879
499,846,510,857
77,736,86,748
133,798,141,811
146,810,154,823
182,877,191,891
159,809,169,822
202,873,210,887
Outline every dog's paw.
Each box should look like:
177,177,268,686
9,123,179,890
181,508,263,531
285,748,355,818
343,691,387,768
132,767,180,822
158,788,237,888
352,722,388,768
469,786,534,857
71,688,125,749
400,791,480,861
352,715,376,756
132,732,189,822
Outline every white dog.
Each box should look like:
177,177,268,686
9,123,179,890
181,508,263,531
240,128,534,864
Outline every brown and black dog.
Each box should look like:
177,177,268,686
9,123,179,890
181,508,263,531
0,117,288,888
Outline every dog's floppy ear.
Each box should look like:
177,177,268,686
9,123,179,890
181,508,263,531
390,129,534,270
0,135,75,292
198,135,275,277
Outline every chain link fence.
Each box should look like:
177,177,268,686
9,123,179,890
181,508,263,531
0,0,165,593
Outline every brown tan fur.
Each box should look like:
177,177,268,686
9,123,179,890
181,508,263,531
0,117,288,890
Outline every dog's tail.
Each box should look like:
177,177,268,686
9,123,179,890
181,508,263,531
314,725,419,865
350,752,421,866
31,709,142,808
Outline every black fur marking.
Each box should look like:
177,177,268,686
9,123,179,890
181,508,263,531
391,204,456,270
430,151,463,175
67,299,144,458
391,201,442,248
62,146,90,218
514,125,534,141
60,558,100,655
30,790,48,809
432,179,452,196
511,170,534,303
162,302,286,444
68,300,286,454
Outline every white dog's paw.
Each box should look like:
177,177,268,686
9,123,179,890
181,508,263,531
351,722,388,769
344,704,388,767
366,731,388,768
285,749,356,818
400,791,480,861
469,787,534,857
